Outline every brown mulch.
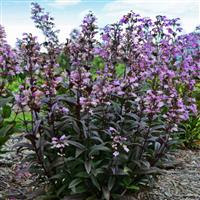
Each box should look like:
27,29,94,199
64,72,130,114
138,149,200,200
0,136,34,200
0,136,200,200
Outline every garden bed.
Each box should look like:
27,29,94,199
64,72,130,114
1,136,200,200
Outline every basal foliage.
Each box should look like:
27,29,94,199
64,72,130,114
0,3,199,199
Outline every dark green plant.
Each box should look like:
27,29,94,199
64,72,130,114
0,25,18,153
179,115,200,148
0,97,16,153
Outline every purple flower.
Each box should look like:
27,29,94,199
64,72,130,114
120,16,128,24
113,151,119,157
51,135,69,153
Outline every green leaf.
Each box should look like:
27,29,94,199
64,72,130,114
49,173,64,180
67,140,85,150
57,96,77,106
102,187,110,200
92,167,104,176
75,171,89,178
89,144,110,156
122,177,132,186
0,124,14,137
2,105,11,118
127,184,140,191
68,178,82,189
91,175,101,191
84,160,92,174
91,136,103,144
154,141,161,151
125,113,140,121
71,185,87,194
13,142,34,151
0,136,8,146
75,148,85,158
58,53,70,72
108,176,115,191
116,63,125,77
57,184,67,196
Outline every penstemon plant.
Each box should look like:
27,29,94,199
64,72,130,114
0,25,19,152
1,2,199,199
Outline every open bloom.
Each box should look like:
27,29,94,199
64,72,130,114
51,135,69,152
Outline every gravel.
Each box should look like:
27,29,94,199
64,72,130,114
139,149,200,200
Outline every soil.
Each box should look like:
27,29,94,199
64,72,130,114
0,136,200,200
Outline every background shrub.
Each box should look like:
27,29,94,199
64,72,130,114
0,25,19,153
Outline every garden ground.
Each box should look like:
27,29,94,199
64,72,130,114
141,149,200,200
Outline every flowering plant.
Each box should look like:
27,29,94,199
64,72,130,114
0,25,19,151
1,3,199,199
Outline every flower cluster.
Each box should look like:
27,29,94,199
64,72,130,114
15,33,44,111
109,127,129,157
51,135,69,152
66,12,97,68
31,2,59,46
0,25,20,78
144,90,165,116
88,12,199,130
